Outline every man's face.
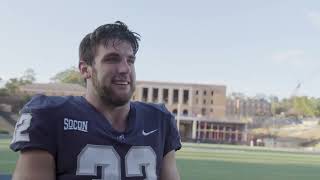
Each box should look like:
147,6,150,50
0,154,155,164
91,39,136,106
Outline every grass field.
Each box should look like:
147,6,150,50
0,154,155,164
1,139,320,180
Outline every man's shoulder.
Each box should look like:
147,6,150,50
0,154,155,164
132,101,172,116
22,94,73,112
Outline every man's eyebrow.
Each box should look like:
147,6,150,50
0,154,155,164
104,53,120,57
102,53,136,60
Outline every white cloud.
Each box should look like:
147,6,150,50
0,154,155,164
307,11,320,29
271,49,305,66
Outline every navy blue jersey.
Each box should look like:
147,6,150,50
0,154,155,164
10,95,181,180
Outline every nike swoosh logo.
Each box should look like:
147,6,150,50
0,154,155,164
142,129,158,136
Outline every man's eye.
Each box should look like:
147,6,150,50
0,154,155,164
128,59,135,64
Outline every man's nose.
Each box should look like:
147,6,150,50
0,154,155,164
117,59,131,74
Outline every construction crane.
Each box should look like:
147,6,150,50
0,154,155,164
287,64,320,117
291,82,301,98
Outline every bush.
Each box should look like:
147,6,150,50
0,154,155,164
0,128,9,134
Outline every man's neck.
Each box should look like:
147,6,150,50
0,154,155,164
85,92,130,132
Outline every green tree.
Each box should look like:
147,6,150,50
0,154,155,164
292,96,312,116
287,96,320,117
2,69,36,95
271,97,320,117
5,78,22,94
51,67,85,86
315,98,320,117
272,98,291,115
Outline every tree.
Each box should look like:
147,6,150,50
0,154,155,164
272,98,291,116
315,98,320,117
273,106,288,115
2,69,36,95
269,95,279,103
272,97,314,117
21,68,36,83
4,78,31,95
0,88,9,96
5,78,21,94
51,67,85,86
0,77,7,96
272,96,320,117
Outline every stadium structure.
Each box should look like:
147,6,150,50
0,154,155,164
2,81,249,144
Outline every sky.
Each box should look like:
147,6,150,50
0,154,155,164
0,0,320,99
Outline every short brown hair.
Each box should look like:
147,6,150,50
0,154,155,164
79,21,140,66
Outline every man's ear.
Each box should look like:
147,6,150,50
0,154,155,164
79,61,92,79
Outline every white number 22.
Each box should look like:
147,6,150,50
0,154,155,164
76,145,157,180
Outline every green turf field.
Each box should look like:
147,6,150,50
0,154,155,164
178,143,320,180
0,138,18,174
1,139,320,180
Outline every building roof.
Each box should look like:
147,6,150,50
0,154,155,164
137,80,226,89
20,83,86,92
137,81,226,91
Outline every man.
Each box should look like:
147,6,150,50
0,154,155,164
10,21,181,180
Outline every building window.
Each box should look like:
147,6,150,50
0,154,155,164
211,100,213,104
163,88,168,103
203,99,206,105
210,108,213,112
142,88,148,102
173,89,179,104
196,90,199,95
201,108,206,115
203,91,207,96
183,109,188,116
183,90,189,104
211,91,214,96
172,109,178,115
152,88,158,102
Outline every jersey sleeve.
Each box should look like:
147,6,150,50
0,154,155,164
10,95,58,157
163,113,182,156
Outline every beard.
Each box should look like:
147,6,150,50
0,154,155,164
91,68,135,107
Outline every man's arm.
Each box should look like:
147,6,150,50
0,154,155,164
12,149,55,180
160,150,180,180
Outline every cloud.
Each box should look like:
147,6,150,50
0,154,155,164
271,49,305,66
307,11,320,29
